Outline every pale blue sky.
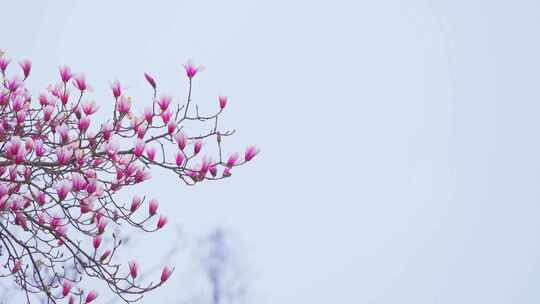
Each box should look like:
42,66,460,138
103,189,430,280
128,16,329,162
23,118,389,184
3,0,540,303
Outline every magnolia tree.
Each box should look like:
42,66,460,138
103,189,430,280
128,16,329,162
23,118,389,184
0,50,258,303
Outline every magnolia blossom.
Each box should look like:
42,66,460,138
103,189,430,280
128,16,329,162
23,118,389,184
73,74,87,91
62,280,73,297
157,215,168,229
175,151,185,166
183,61,200,78
219,96,227,109
130,196,142,212
245,146,260,161
161,266,172,283
0,57,10,72
82,100,99,115
144,106,153,124
161,109,173,124
156,95,171,111
117,96,131,114
111,80,122,98
226,153,240,167
93,235,102,249
19,59,31,79
149,199,159,216
144,72,156,88
134,139,145,157
146,146,156,161
59,66,72,82
129,260,138,279
55,180,72,200
86,291,98,303
174,132,187,150
194,140,202,155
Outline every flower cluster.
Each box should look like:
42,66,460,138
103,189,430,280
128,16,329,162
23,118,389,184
0,50,258,303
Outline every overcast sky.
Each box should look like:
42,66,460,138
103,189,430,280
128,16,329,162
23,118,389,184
3,0,540,303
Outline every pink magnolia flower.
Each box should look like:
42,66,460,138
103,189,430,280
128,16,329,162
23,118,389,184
18,59,31,80
105,140,120,158
10,198,23,211
145,146,156,161
161,266,172,283
55,124,70,142
7,76,21,92
160,109,173,124
137,127,147,139
60,91,70,105
78,115,91,132
71,172,87,192
111,80,122,98
36,191,46,205
125,163,137,176
35,139,44,157
93,235,102,249
167,121,176,134
80,198,94,214
38,93,49,106
129,260,138,279
73,74,87,92
226,153,239,167
56,147,73,166
62,280,73,297
50,216,62,228
59,66,72,83
144,106,153,124
117,96,131,114
12,95,24,111
43,105,54,121
102,121,114,140
0,57,10,72
144,72,156,89
9,165,18,182
218,96,227,109
86,290,98,303
134,168,151,183
245,146,259,161
149,199,158,216
183,61,200,78
6,136,23,159
157,215,168,229
209,164,218,177
16,110,27,126
55,180,72,200
130,196,142,212
74,149,87,166
199,157,211,177
97,219,107,235
82,100,99,115
223,167,232,177
193,140,202,155
86,179,98,194
156,95,171,111
134,139,145,158
174,132,187,150
24,138,35,152
175,151,185,166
